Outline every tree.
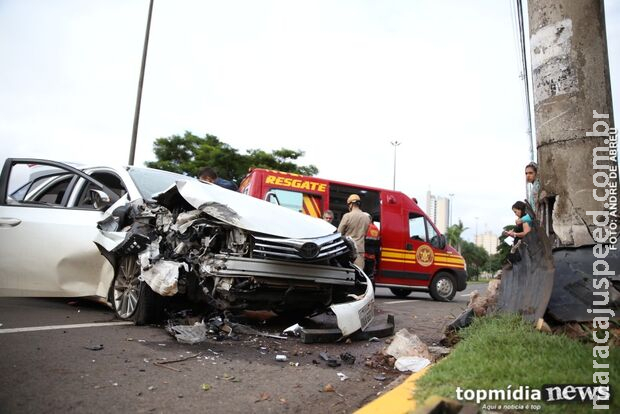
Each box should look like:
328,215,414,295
145,131,318,183
446,220,468,253
461,241,489,281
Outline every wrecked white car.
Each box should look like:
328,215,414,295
95,180,374,334
0,159,373,335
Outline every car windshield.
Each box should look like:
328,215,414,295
128,167,194,200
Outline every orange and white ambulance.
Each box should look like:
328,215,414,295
239,168,468,301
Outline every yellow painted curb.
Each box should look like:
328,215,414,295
354,367,430,414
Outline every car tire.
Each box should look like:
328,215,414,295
113,255,162,325
429,272,456,302
390,288,412,298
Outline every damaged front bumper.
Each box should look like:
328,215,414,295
94,181,377,336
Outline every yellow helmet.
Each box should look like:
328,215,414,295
347,194,361,204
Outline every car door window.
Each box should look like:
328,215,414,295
426,220,441,248
76,171,127,209
6,163,76,207
409,214,427,241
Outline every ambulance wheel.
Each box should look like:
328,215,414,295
430,272,456,302
390,288,412,298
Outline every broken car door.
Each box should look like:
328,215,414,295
0,159,119,297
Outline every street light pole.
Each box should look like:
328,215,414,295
390,141,401,190
128,0,154,166
448,193,454,227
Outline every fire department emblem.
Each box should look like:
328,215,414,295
416,245,434,267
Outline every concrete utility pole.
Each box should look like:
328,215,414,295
527,0,615,247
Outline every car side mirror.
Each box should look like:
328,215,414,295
438,234,447,249
265,191,280,205
90,189,111,210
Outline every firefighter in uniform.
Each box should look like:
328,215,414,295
338,194,371,268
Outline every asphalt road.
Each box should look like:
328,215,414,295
0,284,480,414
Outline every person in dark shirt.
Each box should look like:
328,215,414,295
198,167,238,191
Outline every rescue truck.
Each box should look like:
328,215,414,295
239,168,468,301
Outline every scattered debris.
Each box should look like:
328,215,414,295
535,318,552,333
201,384,211,391
385,328,432,360
337,372,349,381
167,322,207,344
320,352,341,367
394,356,431,372
368,337,380,342
428,346,451,359
84,344,104,351
364,352,395,370
282,323,302,337
323,384,335,393
255,392,271,402
275,355,288,362
339,352,356,365
148,386,157,391
374,374,387,382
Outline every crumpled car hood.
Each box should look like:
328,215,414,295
157,180,336,239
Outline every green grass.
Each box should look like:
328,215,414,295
414,314,619,413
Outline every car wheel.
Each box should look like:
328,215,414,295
429,272,456,302
113,255,161,325
390,288,412,298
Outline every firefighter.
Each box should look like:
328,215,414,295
338,194,371,268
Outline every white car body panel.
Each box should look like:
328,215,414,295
0,205,113,297
176,180,336,239
330,270,375,336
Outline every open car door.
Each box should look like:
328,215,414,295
0,159,119,297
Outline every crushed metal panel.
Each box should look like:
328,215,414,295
496,225,555,322
546,246,620,322
172,180,336,239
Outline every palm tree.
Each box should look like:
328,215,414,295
446,220,468,253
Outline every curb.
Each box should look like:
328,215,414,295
354,367,430,414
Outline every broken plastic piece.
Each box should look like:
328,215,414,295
337,372,348,381
329,272,374,336
394,356,431,372
167,322,207,344
84,344,104,351
275,355,288,362
282,323,302,336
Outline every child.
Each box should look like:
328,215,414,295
504,201,531,263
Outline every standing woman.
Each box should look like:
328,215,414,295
525,162,540,212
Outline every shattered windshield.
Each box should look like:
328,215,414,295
127,167,194,200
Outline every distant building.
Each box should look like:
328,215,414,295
426,191,450,234
475,231,499,255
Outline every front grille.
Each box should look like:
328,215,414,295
252,233,349,262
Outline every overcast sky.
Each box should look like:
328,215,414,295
1,0,618,242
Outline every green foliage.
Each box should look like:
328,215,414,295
446,221,468,253
145,131,318,183
460,241,488,280
415,314,620,413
